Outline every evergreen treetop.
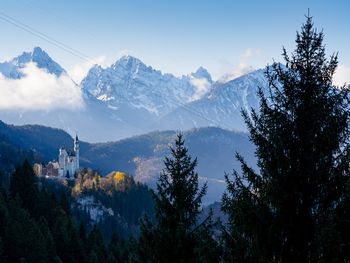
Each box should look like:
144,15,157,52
222,15,350,262
136,134,220,263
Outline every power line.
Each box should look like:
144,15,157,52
0,12,92,63
21,0,102,48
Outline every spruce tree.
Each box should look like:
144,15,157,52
0,188,8,262
10,159,39,213
108,233,129,262
136,134,219,263
87,225,107,263
0,237,4,263
5,198,49,263
222,15,350,262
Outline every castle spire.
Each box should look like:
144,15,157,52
74,133,79,166
74,133,79,151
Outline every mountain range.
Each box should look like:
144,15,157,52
0,47,267,142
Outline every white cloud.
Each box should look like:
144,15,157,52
0,62,84,111
190,77,211,101
334,64,350,87
219,48,261,83
69,56,108,83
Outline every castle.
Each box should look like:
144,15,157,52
34,135,80,180
58,134,80,179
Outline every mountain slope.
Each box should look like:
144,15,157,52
81,55,211,118
155,69,267,131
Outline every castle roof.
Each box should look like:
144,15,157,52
67,149,76,157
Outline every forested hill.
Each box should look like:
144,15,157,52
0,160,153,262
0,128,35,181
0,120,255,203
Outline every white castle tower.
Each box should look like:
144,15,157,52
58,134,80,179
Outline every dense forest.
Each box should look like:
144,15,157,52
1,15,350,263
0,160,152,262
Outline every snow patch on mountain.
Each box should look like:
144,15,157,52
155,68,268,132
80,56,211,116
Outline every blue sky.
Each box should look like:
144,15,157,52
1,0,349,81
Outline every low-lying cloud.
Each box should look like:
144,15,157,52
219,48,260,83
70,56,108,83
190,77,211,101
0,62,84,111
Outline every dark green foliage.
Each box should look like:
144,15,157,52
4,197,48,263
108,233,130,262
0,189,8,263
60,193,71,215
136,134,220,262
37,218,57,260
87,226,107,263
0,147,161,262
10,159,39,212
331,179,350,260
79,222,87,246
72,169,154,240
194,211,222,263
106,252,117,263
222,15,350,262
0,188,8,237
0,160,111,263
0,237,4,262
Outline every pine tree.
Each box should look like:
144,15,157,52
87,225,107,263
0,187,8,238
78,222,87,248
5,198,48,263
0,188,8,262
0,237,4,263
37,218,57,261
10,159,39,213
136,134,219,263
222,15,350,262
108,233,129,262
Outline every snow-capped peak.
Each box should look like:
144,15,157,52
190,66,213,83
113,55,141,69
80,54,200,116
110,55,156,75
0,47,66,78
116,55,143,65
